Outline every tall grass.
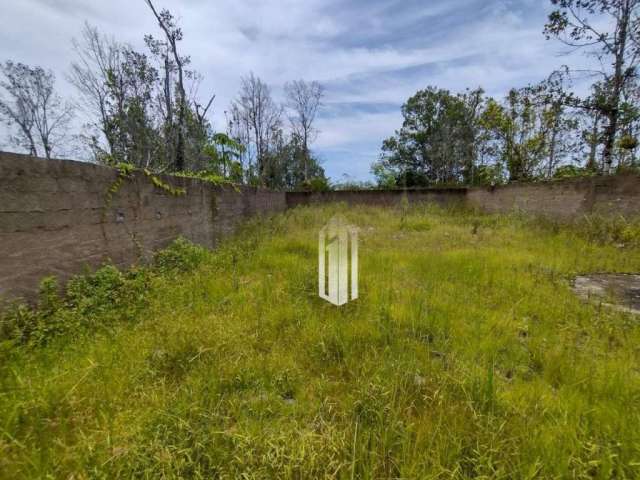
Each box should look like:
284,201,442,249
1,204,640,478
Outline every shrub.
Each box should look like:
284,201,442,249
0,238,208,348
153,237,210,274
575,215,640,247
553,165,590,179
297,176,332,192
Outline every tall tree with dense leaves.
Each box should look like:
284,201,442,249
0,61,74,159
373,87,489,186
544,0,640,172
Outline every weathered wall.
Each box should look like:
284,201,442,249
466,174,640,220
286,188,467,209
288,174,640,220
0,152,285,301
2,150,639,302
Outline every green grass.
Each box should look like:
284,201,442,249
2,204,640,478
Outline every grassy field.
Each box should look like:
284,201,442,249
2,203,640,478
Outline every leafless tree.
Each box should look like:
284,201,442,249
284,79,324,181
144,0,188,171
69,22,123,158
0,61,74,159
232,73,282,183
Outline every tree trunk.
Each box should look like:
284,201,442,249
602,0,631,173
303,130,309,181
587,113,600,171
174,57,186,171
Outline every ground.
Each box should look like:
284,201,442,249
1,204,640,479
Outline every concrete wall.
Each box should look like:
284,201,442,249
2,150,639,302
286,188,467,209
0,152,285,302
288,175,640,220
466,174,640,220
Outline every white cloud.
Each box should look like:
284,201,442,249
0,0,602,180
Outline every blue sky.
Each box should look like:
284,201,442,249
0,0,588,181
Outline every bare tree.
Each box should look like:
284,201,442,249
545,0,640,172
0,61,74,159
232,73,282,184
284,79,324,181
144,0,188,171
69,22,123,159
228,103,254,182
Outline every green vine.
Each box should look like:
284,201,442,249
173,170,240,192
102,163,245,221
103,162,136,220
102,162,186,224
143,168,187,196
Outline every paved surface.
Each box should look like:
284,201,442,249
573,274,640,315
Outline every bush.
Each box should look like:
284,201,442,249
576,215,640,247
553,165,590,179
153,237,210,273
297,176,332,192
0,238,208,348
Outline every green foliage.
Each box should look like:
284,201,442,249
2,206,640,477
297,176,332,192
572,215,640,248
0,238,209,348
153,236,210,274
0,265,151,348
142,168,186,196
375,87,486,187
553,164,591,179
201,133,246,182
619,134,639,151
104,162,135,210
172,169,233,187
371,161,397,188
103,163,185,222
472,164,504,186
331,175,376,191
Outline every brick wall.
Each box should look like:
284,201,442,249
0,152,285,302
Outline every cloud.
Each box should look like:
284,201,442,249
0,0,593,180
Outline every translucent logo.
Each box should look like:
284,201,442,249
319,216,358,306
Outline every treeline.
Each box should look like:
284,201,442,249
0,1,327,190
374,0,640,187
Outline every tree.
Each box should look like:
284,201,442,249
70,24,165,168
202,132,245,181
372,87,489,187
144,0,189,171
0,61,73,159
284,80,324,181
544,0,640,172
69,23,122,161
70,21,215,171
232,73,283,184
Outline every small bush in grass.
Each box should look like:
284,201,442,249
153,236,210,273
574,215,640,247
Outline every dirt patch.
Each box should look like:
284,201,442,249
573,274,640,315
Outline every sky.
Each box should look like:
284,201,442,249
0,0,592,181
